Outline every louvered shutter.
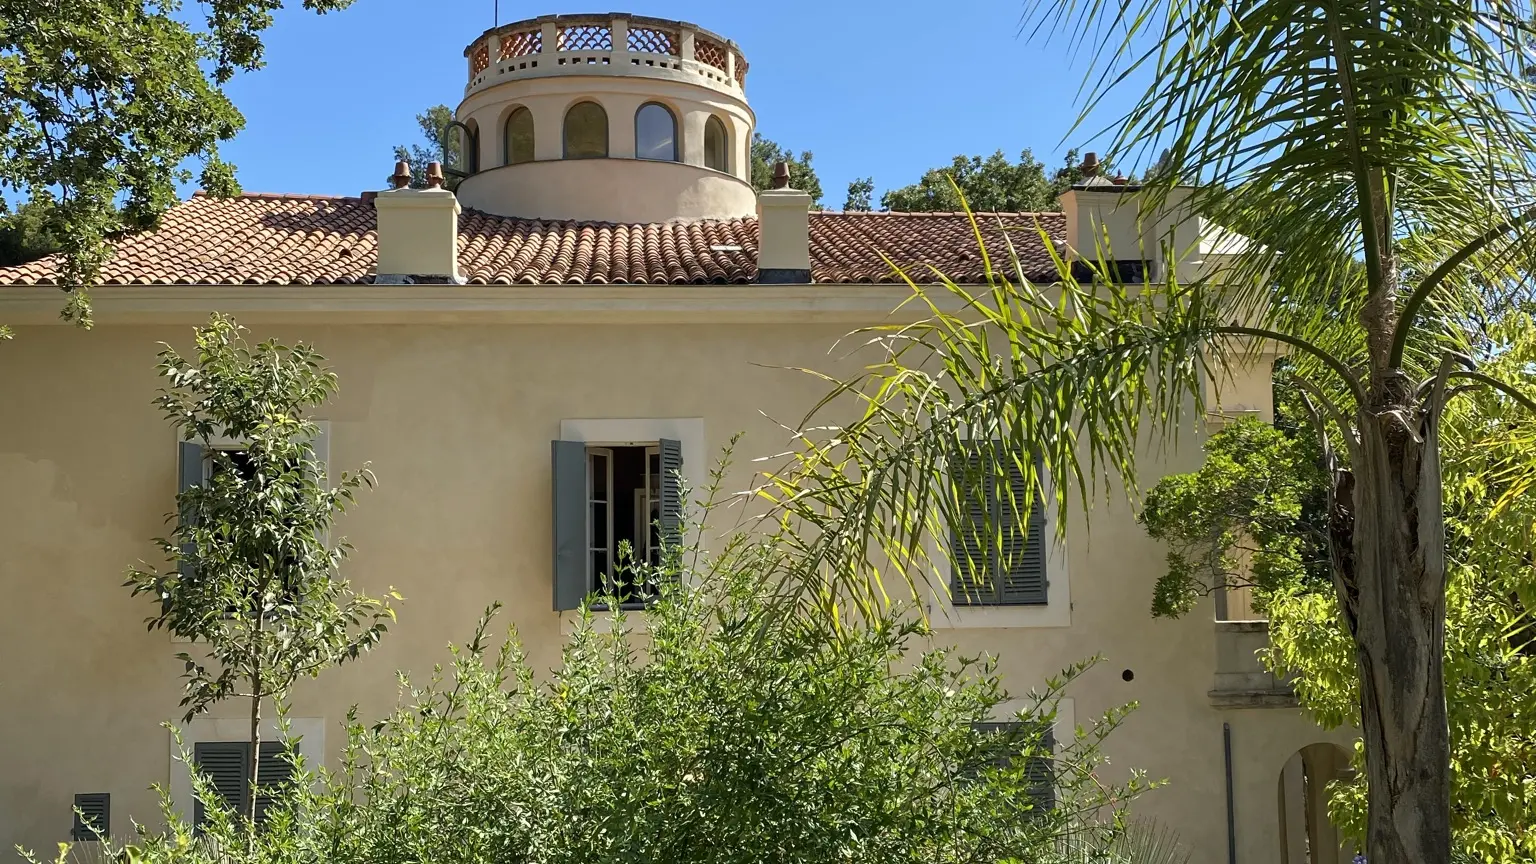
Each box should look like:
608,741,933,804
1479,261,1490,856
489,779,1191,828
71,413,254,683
657,438,683,558
251,743,294,826
70,793,109,841
970,721,1055,812
176,442,206,603
552,440,589,611
192,742,248,828
1025,726,1056,811
1000,455,1048,605
950,444,991,605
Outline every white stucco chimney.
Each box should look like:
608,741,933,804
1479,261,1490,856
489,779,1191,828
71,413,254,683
756,161,812,283
1058,152,1201,282
373,161,463,283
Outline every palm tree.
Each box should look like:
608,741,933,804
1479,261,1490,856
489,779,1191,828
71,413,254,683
760,3,1536,862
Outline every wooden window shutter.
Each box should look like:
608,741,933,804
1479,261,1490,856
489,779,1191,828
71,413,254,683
192,741,248,828
1026,726,1056,812
951,445,1048,606
657,438,683,555
175,441,206,600
970,721,1055,812
251,742,294,826
950,444,992,605
1000,454,1049,605
552,440,589,611
70,793,109,840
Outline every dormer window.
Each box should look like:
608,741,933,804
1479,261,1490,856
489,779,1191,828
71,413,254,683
505,107,534,165
635,103,678,162
704,116,729,172
564,101,608,159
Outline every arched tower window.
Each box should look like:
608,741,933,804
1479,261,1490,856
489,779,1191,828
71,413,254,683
564,102,609,159
704,116,729,172
505,107,535,165
635,103,678,162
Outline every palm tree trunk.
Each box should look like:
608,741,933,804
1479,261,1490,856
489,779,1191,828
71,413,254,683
1345,409,1452,863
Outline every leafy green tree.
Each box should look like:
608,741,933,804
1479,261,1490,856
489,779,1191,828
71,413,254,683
392,105,463,190
0,0,363,330
1143,319,1536,860
843,176,874,211
750,133,823,207
881,149,1057,212
0,194,64,268
765,0,1536,859
1139,375,1332,618
125,314,397,843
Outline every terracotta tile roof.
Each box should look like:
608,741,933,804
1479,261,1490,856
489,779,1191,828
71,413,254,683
0,193,1065,287
810,211,1065,284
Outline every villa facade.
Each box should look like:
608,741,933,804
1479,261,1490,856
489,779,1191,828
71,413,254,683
0,14,1354,864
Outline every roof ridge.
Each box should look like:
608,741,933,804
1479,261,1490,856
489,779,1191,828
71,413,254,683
190,190,363,202
457,207,755,229
814,210,1064,218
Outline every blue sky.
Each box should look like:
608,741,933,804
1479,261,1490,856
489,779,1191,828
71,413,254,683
210,0,1147,206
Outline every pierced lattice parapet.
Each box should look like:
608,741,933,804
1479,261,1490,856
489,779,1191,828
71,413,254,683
733,52,748,87
470,42,490,76
558,23,613,52
693,36,728,71
499,29,542,60
627,26,679,55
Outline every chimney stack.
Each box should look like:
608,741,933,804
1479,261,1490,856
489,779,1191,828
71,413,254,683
756,160,812,283
374,160,462,283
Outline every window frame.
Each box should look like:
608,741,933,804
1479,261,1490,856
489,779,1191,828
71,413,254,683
554,418,704,628
585,443,663,609
562,100,609,160
634,102,679,163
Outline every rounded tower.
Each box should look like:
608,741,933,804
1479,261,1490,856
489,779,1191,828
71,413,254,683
452,13,756,224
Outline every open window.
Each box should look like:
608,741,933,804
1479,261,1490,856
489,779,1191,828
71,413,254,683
552,438,682,610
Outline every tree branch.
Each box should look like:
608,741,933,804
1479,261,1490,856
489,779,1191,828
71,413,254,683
1443,370,1536,416
1217,325,1366,404
1388,204,1536,369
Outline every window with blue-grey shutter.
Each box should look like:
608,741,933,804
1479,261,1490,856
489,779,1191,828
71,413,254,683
552,440,590,611
176,441,206,600
191,741,293,830
552,438,683,611
658,438,683,552
950,445,1048,606
971,721,1056,812
70,793,109,841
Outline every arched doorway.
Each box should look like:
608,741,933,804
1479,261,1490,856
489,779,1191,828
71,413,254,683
1277,743,1357,864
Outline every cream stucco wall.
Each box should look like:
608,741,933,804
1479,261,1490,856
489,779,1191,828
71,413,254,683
456,159,756,224
453,73,755,221
0,309,1346,864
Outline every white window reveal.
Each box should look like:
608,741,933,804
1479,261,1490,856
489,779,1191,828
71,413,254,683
553,437,683,610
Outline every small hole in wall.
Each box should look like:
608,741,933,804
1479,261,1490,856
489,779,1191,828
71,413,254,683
1121,669,1135,682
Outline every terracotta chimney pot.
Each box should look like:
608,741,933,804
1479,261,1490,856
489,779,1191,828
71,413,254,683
390,160,412,189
